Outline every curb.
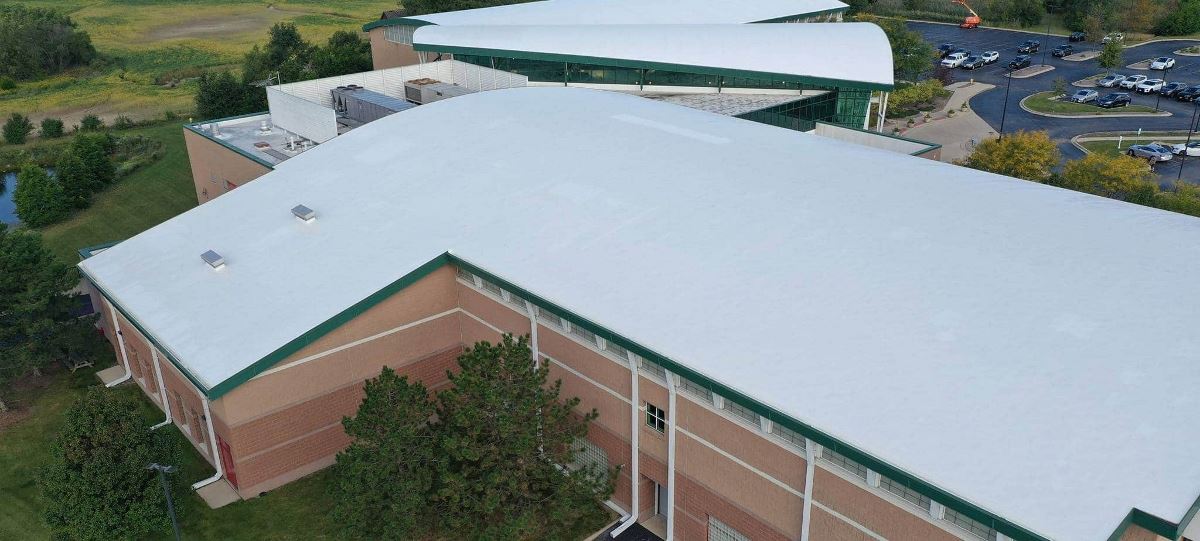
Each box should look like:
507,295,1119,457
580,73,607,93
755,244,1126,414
1007,65,1055,79
1018,94,1173,118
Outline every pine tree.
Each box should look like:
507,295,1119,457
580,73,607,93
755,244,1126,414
12,164,68,227
56,149,94,209
40,388,183,541
3,112,33,144
332,367,438,539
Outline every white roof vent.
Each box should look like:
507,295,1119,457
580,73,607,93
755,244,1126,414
291,204,316,222
201,250,225,269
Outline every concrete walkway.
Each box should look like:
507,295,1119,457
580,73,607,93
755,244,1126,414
95,365,126,386
891,81,998,163
197,479,240,509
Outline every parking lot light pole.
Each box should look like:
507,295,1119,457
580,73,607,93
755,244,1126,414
148,463,181,541
1040,20,1050,67
1157,65,1170,112
1179,102,1199,181
999,66,1015,138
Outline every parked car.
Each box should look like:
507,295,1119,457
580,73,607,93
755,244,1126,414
1069,89,1099,103
1150,57,1177,70
1069,31,1087,42
981,51,1000,64
1018,40,1040,53
1178,85,1200,101
1052,44,1074,57
938,43,956,58
1096,92,1132,108
1136,78,1165,93
1127,143,1173,162
1161,82,1188,97
1097,73,1127,88
1171,141,1200,156
1120,74,1149,89
941,52,969,68
1008,55,1032,70
1103,32,1125,43
961,56,986,69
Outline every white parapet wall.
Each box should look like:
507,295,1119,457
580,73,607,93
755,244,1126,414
265,60,528,143
812,121,939,157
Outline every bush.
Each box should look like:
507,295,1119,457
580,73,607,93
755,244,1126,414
0,77,14,90
40,117,64,139
1155,0,1200,35
12,164,68,227
3,113,34,145
0,5,95,80
112,115,136,130
78,114,104,132
890,80,950,112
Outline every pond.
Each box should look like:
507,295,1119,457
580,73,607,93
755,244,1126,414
0,171,16,225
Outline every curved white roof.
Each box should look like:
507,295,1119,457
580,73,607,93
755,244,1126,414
413,23,894,88
81,88,1200,541
390,0,846,26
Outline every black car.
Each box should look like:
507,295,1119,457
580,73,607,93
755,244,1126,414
1008,55,1032,70
1018,40,1040,53
938,43,956,58
1069,31,1087,42
962,55,985,69
1161,81,1188,97
1052,44,1074,57
1177,85,1200,101
1096,92,1132,108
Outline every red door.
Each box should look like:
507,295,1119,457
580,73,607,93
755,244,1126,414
217,436,238,489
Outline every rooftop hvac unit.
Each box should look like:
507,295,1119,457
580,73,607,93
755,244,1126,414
329,86,416,124
404,78,476,105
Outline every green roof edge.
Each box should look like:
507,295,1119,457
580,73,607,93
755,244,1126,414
362,6,849,32
77,240,123,260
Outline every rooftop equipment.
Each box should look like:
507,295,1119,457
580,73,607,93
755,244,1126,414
404,78,475,105
330,85,416,124
200,250,225,269
291,204,316,222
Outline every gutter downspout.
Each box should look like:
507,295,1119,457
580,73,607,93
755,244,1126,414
149,348,173,430
525,301,540,369
878,91,890,133
801,439,818,541
610,354,641,538
104,302,132,387
665,371,678,541
190,397,225,490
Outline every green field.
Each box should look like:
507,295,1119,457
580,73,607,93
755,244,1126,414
0,366,339,541
0,0,396,128
1023,91,1160,115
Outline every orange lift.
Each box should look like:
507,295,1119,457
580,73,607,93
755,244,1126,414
952,0,982,28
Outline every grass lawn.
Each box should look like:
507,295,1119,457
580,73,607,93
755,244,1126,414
36,122,198,262
0,365,340,541
1079,137,1192,158
0,1,396,125
1024,91,1160,115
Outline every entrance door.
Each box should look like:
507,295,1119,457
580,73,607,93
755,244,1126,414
217,436,239,489
655,482,668,517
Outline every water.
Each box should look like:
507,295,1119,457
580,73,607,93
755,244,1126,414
0,171,16,225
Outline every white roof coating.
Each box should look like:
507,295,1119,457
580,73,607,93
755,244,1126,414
413,23,894,88
81,88,1200,540
396,0,847,26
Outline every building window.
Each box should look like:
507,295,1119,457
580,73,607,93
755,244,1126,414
456,267,474,282
770,423,807,451
943,508,999,541
640,358,667,380
604,340,630,360
504,290,528,311
822,447,869,480
722,399,760,427
678,377,712,402
708,516,750,541
879,475,932,511
479,278,503,297
570,324,598,346
537,306,563,328
645,403,667,433
569,437,609,473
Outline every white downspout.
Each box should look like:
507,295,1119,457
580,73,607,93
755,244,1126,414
149,348,173,430
190,396,225,490
878,92,890,133
104,302,132,387
801,439,818,541
610,354,641,538
524,300,540,369
665,371,678,541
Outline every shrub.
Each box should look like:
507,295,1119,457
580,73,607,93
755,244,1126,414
112,115,136,130
78,114,104,132
3,113,34,145
0,5,96,80
12,164,68,227
961,130,1060,182
40,117,64,139
0,77,14,90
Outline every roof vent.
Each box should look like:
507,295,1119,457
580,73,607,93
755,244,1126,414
201,250,225,269
291,204,316,222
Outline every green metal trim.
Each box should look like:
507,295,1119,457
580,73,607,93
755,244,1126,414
362,17,436,31
1131,508,1180,538
183,113,276,170
1177,493,1200,540
751,7,848,23
413,43,893,91
204,253,451,399
78,265,213,395
811,120,942,156
1107,511,1137,541
77,240,122,260
446,255,1048,541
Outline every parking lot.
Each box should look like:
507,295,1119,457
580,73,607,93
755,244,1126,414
908,22,1200,185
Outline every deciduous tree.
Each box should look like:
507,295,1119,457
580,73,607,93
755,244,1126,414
402,0,538,17
962,130,1060,182
1098,40,1124,72
12,164,68,227
1059,152,1157,200
312,31,373,78
3,112,33,145
39,388,182,541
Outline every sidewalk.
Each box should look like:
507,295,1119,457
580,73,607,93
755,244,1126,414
889,81,998,163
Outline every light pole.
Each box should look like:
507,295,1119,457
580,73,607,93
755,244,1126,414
1040,19,1051,67
148,463,181,541
1157,64,1171,112
1179,101,1199,181
999,66,1015,138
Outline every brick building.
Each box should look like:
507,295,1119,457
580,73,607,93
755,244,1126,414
80,89,1200,541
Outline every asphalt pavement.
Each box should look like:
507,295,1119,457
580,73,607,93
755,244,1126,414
908,22,1200,185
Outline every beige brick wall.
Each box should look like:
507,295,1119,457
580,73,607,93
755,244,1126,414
182,128,272,204
368,28,422,70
